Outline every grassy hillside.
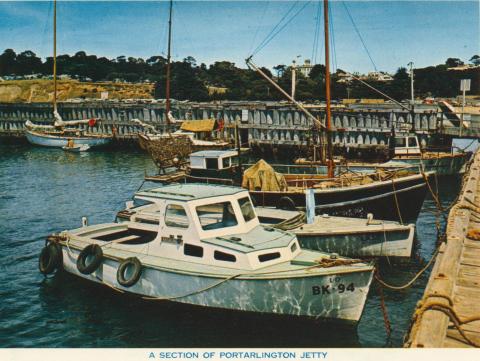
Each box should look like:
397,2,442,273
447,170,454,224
0,79,154,103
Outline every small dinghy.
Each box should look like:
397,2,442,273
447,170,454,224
62,142,90,153
40,183,373,324
256,207,415,258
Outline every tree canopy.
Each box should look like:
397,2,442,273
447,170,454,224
0,49,478,101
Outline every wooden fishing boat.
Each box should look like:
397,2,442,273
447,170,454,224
296,134,471,176
26,128,109,148
39,183,374,324
24,0,113,149
256,208,415,258
138,1,230,167
146,150,431,222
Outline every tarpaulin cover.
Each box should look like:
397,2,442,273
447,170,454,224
180,119,216,132
242,159,288,191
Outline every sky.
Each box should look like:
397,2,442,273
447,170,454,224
0,0,478,73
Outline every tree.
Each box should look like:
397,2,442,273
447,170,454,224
273,64,286,77
445,58,464,67
470,55,480,66
16,51,42,74
0,49,17,75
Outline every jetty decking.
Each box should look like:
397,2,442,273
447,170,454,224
405,149,480,348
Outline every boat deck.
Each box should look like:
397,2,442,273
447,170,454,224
256,207,413,235
405,149,480,348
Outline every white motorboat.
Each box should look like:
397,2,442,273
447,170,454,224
40,183,374,324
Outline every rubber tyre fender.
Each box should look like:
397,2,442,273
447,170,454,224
76,244,103,275
277,196,296,211
39,243,63,275
116,257,142,287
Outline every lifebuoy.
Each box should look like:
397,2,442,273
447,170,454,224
116,257,142,287
277,196,296,210
88,118,96,127
76,244,103,275
39,243,63,275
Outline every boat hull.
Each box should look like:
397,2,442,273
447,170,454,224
250,174,428,222
60,246,373,324
389,153,470,175
25,129,111,148
296,227,414,258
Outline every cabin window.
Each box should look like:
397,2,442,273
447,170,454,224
395,137,406,147
165,204,189,228
196,201,238,230
205,158,219,170
258,252,281,262
214,250,236,262
222,157,231,169
290,242,298,253
238,197,255,222
184,243,203,258
408,137,418,147
133,198,154,208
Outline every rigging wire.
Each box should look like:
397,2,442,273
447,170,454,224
248,1,270,57
342,1,378,72
41,1,53,59
251,0,300,56
251,1,312,57
311,1,322,65
329,2,337,73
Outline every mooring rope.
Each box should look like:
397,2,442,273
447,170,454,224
375,248,440,291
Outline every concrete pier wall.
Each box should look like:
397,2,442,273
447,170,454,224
0,101,442,150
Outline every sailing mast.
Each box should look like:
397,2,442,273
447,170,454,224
165,0,173,133
323,0,334,178
53,0,57,114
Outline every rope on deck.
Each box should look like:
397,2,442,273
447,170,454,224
408,296,480,347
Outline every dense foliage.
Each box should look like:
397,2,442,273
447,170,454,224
0,49,478,101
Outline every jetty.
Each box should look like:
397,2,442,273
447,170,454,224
1,100,477,156
405,148,480,348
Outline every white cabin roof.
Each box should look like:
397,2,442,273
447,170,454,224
190,150,238,159
136,183,247,202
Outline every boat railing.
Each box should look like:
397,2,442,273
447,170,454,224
185,174,235,185
283,168,412,189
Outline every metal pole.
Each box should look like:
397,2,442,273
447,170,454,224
291,60,296,100
53,0,57,113
408,61,415,132
246,58,324,129
165,0,173,133
460,87,465,137
324,0,334,178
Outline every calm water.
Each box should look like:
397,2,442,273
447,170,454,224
0,144,461,348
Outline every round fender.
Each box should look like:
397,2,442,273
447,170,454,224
39,243,63,275
277,196,296,210
116,257,142,287
76,244,103,275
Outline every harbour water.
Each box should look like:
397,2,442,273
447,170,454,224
0,144,461,347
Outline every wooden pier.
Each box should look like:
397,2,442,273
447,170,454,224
405,149,480,348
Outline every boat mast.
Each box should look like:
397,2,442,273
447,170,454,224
53,0,57,113
165,0,173,133
323,0,334,178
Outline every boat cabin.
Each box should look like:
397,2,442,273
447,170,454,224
81,184,299,271
391,135,421,157
188,150,239,180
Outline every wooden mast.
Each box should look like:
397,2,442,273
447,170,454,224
165,0,173,133
323,0,334,178
53,0,57,113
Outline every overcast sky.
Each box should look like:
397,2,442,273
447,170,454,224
0,1,478,73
